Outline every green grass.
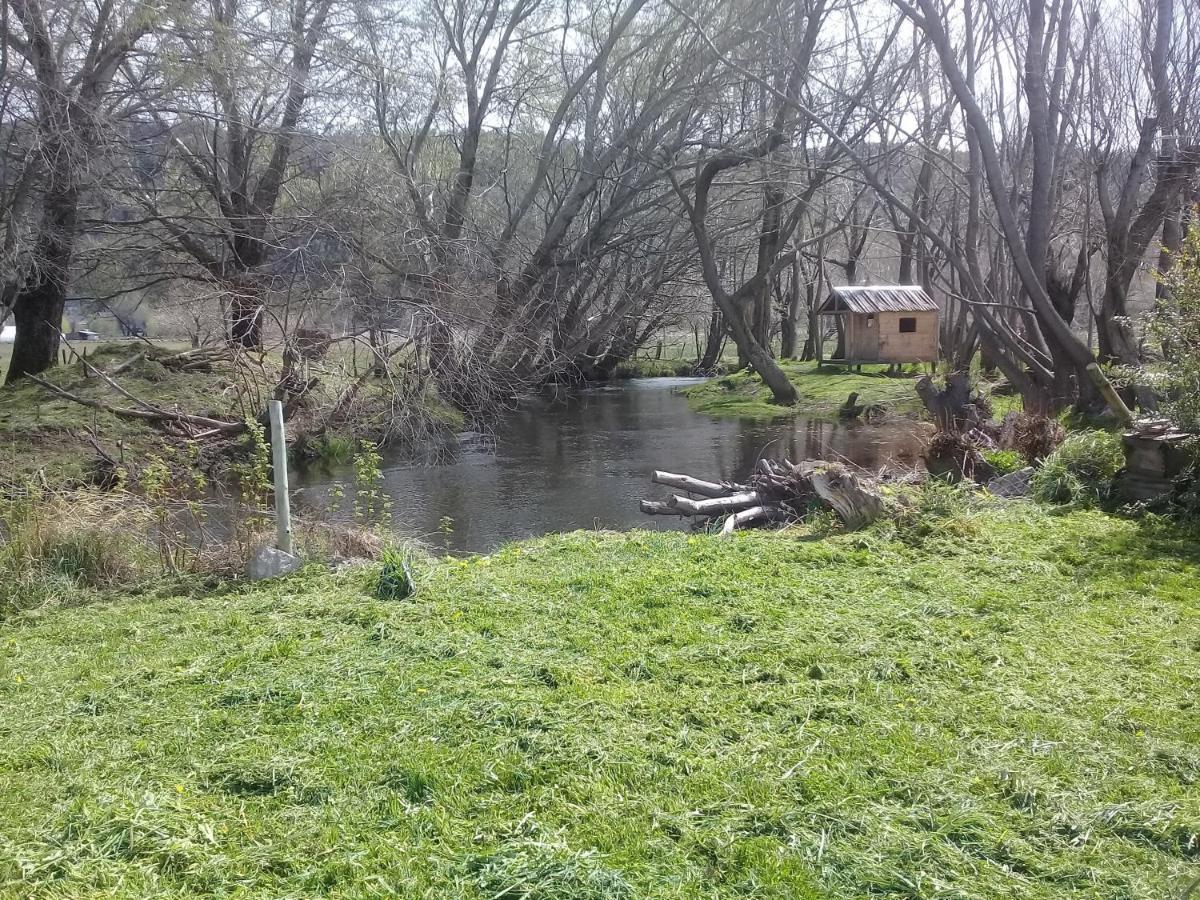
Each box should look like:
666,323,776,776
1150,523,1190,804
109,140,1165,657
2,504,1198,897
685,360,930,420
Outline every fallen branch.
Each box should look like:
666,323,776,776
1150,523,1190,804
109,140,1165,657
667,490,763,515
108,352,146,376
651,470,738,498
28,374,245,435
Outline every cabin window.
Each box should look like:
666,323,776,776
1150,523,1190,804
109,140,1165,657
899,317,917,333
865,314,875,328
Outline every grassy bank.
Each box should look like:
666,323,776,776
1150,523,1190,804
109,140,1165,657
2,503,1197,897
1,343,220,486
685,360,930,420
0,343,461,489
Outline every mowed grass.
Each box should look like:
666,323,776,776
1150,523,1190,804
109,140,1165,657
2,505,1199,897
685,360,929,420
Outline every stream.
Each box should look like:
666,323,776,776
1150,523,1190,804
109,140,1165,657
290,377,931,554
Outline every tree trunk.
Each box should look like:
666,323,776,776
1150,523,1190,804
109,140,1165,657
781,257,801,358
699,302,725,371
1097,256,1142,364
228,280,265,349
5,180,78,384
6,278,68,384
725,288,797,405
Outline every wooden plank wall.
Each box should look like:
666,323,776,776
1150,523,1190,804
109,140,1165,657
837,311,939,363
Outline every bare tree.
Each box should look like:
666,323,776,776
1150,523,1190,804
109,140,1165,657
1,0,160,383
1091,0,1200,363
127,0,338,349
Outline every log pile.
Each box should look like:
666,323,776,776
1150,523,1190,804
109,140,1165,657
640,459,890,535
152,346,233,373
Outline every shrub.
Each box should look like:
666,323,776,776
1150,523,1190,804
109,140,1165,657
1031,431,1124,506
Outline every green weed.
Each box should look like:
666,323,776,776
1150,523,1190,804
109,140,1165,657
1031,430,1125,505
982,448,1025,475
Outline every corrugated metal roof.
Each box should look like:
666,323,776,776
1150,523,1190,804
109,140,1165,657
818,285,938,314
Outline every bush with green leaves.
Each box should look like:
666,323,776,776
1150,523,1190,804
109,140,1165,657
1150,222,1200,431
1031,430,1125,506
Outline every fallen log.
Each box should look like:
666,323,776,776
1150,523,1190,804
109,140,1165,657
640,500,685,516
720,504,787,536
651,470,735,498
667,490,763,516
641,458,889,533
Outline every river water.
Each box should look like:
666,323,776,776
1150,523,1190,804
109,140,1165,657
291,377,930,554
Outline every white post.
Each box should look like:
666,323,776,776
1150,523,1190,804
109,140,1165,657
268,399,293,555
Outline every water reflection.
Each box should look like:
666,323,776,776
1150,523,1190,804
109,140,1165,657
292,377,930,554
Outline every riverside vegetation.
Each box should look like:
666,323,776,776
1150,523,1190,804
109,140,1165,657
0,343,463,490
1,488,1199,898
685,361,932,421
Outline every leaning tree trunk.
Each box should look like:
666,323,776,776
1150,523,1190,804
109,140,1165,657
726,295,797,405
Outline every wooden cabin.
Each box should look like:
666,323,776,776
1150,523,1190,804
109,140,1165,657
816,285,939,366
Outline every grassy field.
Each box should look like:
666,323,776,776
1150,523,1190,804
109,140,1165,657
2,502,1198,897
684,360,932,420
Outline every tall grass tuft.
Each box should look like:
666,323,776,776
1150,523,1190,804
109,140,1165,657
375,546,415,600
1031,430,1124,506
0,488,151,617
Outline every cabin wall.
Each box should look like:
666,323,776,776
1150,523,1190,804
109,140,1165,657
845,314,879,361
823,309,940,363
876,310,938,362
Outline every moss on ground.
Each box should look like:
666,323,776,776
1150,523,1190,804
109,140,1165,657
0,344,228,486
685,360,930,420
1,504,1198,897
